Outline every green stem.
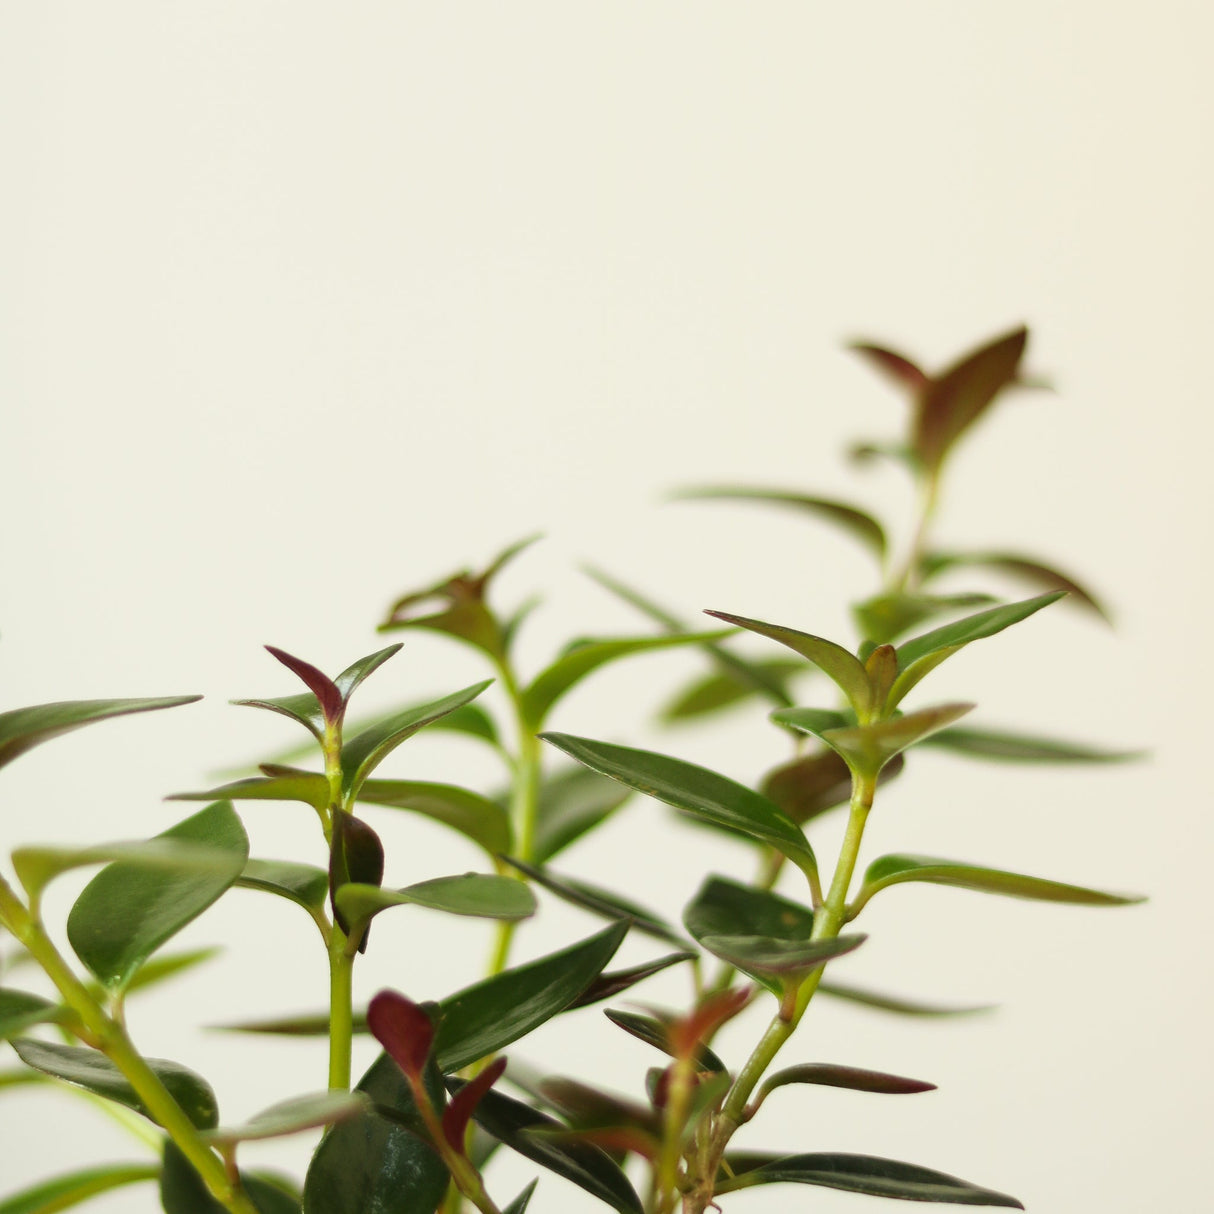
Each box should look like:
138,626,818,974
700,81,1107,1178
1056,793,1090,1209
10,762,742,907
891,469,941,595
652,1055,696,1214
328,926,355,1091
0,878,258,1214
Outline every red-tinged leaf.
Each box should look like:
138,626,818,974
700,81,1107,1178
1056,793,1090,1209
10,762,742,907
567,952,697,1009
329,811,384,951
442,1056,506,1151
265,646,342,726
671,986,751,1059
754,1062,936,1111
367,991,437,1084
603,1010,726,1074
849,341,930,395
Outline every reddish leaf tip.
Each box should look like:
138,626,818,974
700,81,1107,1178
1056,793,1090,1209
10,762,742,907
367,990,437,1081
264,646,343,724
443,1056,507,1151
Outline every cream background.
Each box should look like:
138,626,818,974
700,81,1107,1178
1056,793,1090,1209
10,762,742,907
1,4,1210,1211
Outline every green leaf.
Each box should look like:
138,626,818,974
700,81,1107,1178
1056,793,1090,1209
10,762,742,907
501,858,686,947
66,802,248,991
328,811,384,950
237,859,329,917
232,691,327,743
531,767,633,864
335,874,536,938
210,1012,367,1037
684,875,815,944
0,988,69,1040
502,1180,538,1214
704,612,873,719
333,644,404,703
672,487,888,561
921,550,1109,621
819,980,994,1017
914,325,1029,471
602,1010,725,1073
715,1152,1023,1206
340,681,493,800
435,922,627,1073
0,697,201,772
451,1081,643,1214
520,631,731,729
568,952,697,1010
0,1163,158,1214
161,1141,300,1214
890,592,1063,708
11,1038,218,1129
920,724,1144,764
203,1091,368,1145
303,1052,447,1214
540,734,816,885
762,750,905,826
755,1063,935,1105
855,854,1143,912
774,703,974,777
356,779,512,857
852,592,998,647
660,658,807,723
168,769,330,814
698,933,864,978
121,947,221,996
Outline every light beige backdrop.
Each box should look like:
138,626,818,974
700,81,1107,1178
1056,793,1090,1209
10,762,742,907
2,4,1210,1212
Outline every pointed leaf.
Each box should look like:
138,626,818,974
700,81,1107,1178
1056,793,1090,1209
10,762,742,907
853,592,998,647
819,980,994,1017
756,1063,935,1105
329,811,384,950
0,988,69,1040
540,734,816,883
501,858,686,947
340,681,493,799
0,1163,159,1214
435,922,627,1073
672,487,887,561
211,1011,365,1037
264,647,342,725
568,952,697,1009
238,859,329,917
684,875,814,944
449,1081,643,1214
333,644,404,702
848,341,930,394
356,779,511,857
698,933,864,978
161,1141,300,1214
535,1076,660,1135
66,802,248,990
531,767,632,864
601,1011,725,1073
121,947,220,996
520,631,731,729
303,1051,447,1214
705,612,873,718
0,697,200,772
169,770,330,814
660,658,806,723
762,750,904,825
335,875,536,938
366,991,437,1082
715,1152,1023,1206
233,692,327,743
204,1091,368,1146
443,1056,506,1150
855,854,1143,912
921,551,1108,621
920,725,1145,764
11,1038,218,1129
502,1180,538,1214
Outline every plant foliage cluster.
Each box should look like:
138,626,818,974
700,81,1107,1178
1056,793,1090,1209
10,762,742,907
0,327,1142,1214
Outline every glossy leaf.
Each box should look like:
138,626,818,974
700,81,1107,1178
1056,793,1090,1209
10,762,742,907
335,875,536,937
203,1091,368,1146
264,647,342,725
855,854,1143,912
698,933,864,979
602,1010,725,1074
0,697,200,772
540,734,816,883
568,952,697,1009
920,725,1145,764
442,1057,506,1150
520,631,731,729
501,858,686,947
435,922,627,1073
660,658,806,723
684,875,814,944
340,681,493,800
0,988,69,1040
921,551,1108,621
328,811,384,950
502,1180,538,1214
672,487,887,561
890,592,1063,708
367,991,437,1082
715,1152,1023,1206
232,691,327,743
0,1163,158,1214
11,1038,218,1129
531,767,633,864
852,592,997,647
356,779,511,857
755,1063,935,1106
169,769,330,814
450,1081,643,1214
819,980,994,1017
775,703,974,777
238,859,329,917
303,1052,447,1214
66,802,248,990
161,1141,300,1214
333,644,404,703
705,611,873,718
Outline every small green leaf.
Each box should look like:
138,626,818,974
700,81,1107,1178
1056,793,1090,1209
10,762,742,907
238,859,329,917
335,874,536,938
671,487,888,561
451,1081,643,1214
660,658,807,723
0,988,69,1040
0,1163,159,1214
819,980,994,1017
340,681,493,800
889,592,1063,708
568,952,697,1010
203,1091,368,1146
501,858,686,947
502,1180,538,1214
755,1063,935,1105
333,644,404,703
715,1152,1023,1206
852,592,997,647
435,922,627,1073
168,769,330,814
705,612,873,719
356,779,512,857
232,691,327,743
66,802,248,991
11,1038,218,1129
540,734,816,885
121,947,222,996
602,1010,725,1073
920,725,1144,764
854,854,1144,913
698,933,864,978
531,767,633,864
161,1141,301,1214
921,551,1109,621
774,703,974,777
520,631,732,729
0,697,201,772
